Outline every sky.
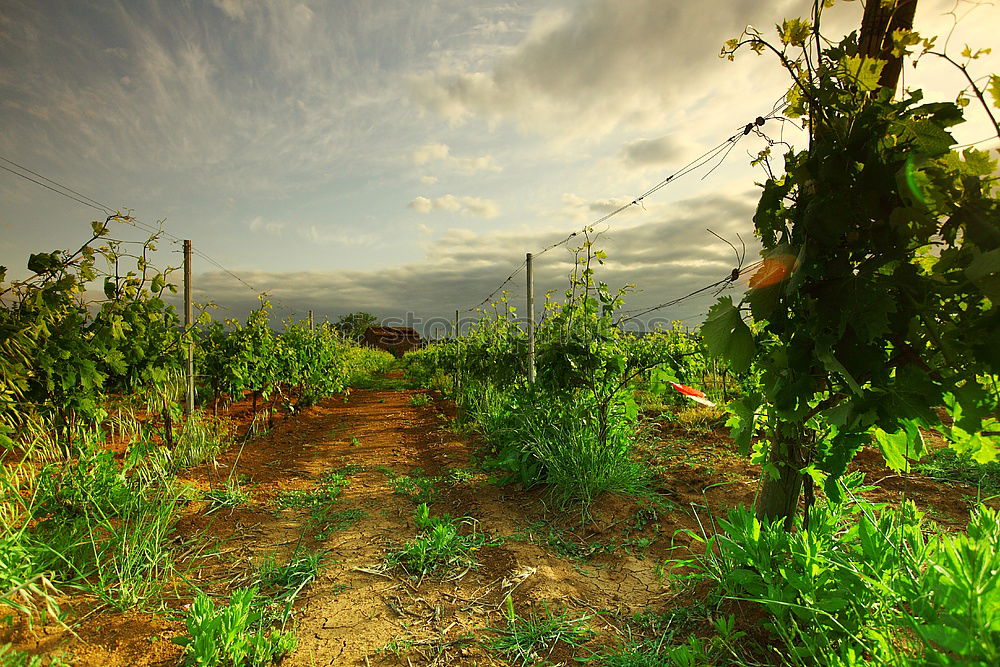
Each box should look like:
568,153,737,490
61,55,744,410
1,0,998,335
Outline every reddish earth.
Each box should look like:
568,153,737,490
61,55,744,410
2,377,985,665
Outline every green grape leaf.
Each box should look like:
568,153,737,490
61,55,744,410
27,252,59,274
817,348,862,395
778,18,811,46
701,297,755,373
872,425,923,472
965,247,1000,282
893,118,956,156
726,394,762,455
839,55,885,91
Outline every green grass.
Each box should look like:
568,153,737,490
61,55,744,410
374,638,415,657
656,404,728,434
0,644,71,666
443,466,478,486
488,597,594,666
348,374,409,391
386,504,488,576
408,393,432,407
259,549,323,592
914,447,1000,497
313,508,366,539
257,547,324,622
204,481,249,513
596,604,739,666
0,414,244,622
7,449,184,613
391,467,439,503
275,467,365,538
497,390,648,508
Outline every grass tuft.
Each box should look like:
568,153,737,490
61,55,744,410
488,596,594,666
386,504,487,576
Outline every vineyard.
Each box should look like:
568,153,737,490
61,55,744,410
3,2,1000,666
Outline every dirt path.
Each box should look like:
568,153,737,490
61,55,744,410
175,380,687,666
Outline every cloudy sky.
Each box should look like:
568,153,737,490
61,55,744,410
1,0,998,334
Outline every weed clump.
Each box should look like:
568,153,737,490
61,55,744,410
386,504,488,576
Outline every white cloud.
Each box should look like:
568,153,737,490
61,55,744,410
416,223,433,235
408,196,434,213
419,175,439,185
458,196,499,218
408,193,500,218
0,0,428,199
434,194,462,212
410,143,501,173
247,216,287,236
298,224,375,246
212,0,247,21
246,216,374,246
412,143,450,164
410,0,799,138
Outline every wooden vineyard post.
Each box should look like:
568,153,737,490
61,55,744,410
526,252,535,384
454,308,462,398
308,310,314,332
183,239,195,415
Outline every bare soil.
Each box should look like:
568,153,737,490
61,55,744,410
2,377,985,665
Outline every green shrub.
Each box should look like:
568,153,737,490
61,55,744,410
687,473,1000,665
173,588,297,666
0,644,70,666
387,504,487,576
408,393,431,407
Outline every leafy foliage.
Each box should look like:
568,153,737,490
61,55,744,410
402,237,687,506
197,304,393,413
332,311,378,342
688,483,1000,665
709,4,1000,518
1,215,185,434
172,587,297,666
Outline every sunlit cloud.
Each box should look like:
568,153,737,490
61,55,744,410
408,194,500,218
411,142,501,173
410,0,801,138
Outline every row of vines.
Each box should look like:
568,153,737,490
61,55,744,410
0,222,392,663
0,219,392,451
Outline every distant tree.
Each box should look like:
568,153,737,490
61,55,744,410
334,311,378,341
